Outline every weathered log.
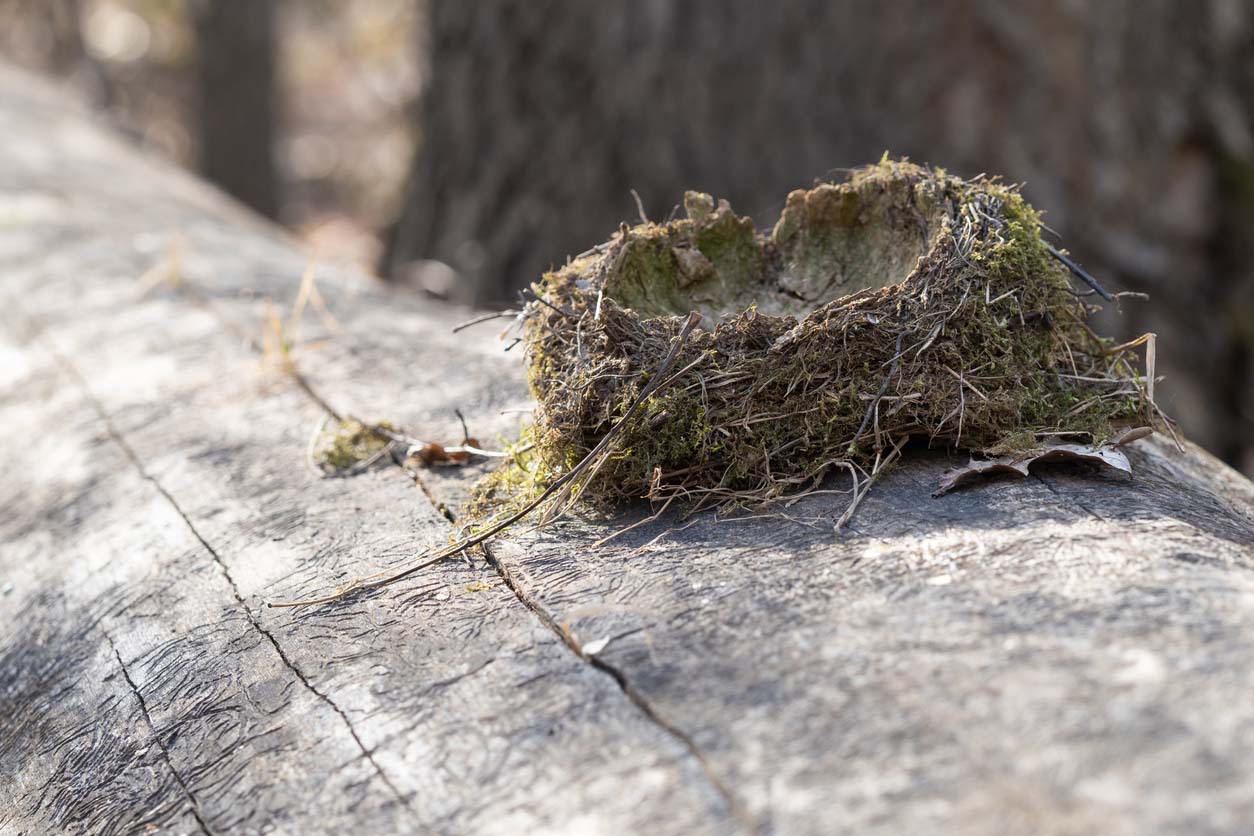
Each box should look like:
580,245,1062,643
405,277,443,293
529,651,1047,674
2,63,1253,835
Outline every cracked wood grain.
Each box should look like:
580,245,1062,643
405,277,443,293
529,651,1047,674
482,539,751,829
107,638,216,836
0,63,734,835
244,129,1254,836
0,306,422,834
245,220,1248,833
225,195,1254,833
29,312,419,818
240,341,750,823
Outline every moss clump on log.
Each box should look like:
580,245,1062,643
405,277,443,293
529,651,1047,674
316,420,394,472
485,159,1157,510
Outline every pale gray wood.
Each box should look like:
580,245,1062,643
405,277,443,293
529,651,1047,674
0,66,733,835
299,311,1254,836
3,60,1254,836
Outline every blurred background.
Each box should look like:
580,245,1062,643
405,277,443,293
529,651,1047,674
1,0,1250,477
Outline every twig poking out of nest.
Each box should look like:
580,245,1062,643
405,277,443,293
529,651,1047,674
476,158,1164,513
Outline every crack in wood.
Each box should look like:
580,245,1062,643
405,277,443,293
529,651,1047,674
63,263,751,828
16,305,423,825
404,458,458,525
276,361,756,829
106,637,217,836
482,542,757,832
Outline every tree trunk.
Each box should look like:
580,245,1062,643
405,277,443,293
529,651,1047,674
192,0,279,220
385,0,1254,475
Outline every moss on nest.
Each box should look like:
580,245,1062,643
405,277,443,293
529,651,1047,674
479,159,1157,512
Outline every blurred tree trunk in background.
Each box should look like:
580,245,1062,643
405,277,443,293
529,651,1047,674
385,0,1254,474
192,0,279,220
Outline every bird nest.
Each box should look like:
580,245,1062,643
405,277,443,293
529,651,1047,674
481,159,1158,513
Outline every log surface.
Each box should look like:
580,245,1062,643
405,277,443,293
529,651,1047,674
2,64,1253,836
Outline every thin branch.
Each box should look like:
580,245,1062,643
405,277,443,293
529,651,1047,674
454,408,470,442
850,332,905,450
523,287,576,318
452,309,522,333
630,189,649,224
835,435,906,531
591,494,677,549
1044,243,1114,302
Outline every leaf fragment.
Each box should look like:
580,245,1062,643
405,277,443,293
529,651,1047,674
934,427,1152,496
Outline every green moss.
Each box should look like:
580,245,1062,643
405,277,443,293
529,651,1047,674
771,160,946,304
497,159,1157,510
317,420,394,471
690,201,765,303
600,193,769,321
601,227,691,318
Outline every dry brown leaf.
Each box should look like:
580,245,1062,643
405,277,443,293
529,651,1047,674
407,437,481,468
934,427,1152,496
